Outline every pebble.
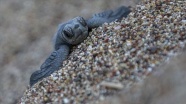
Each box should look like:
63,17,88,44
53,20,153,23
20,0,186,103
63,98,69,104
100,81,124,90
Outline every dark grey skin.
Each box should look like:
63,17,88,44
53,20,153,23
30,6,131,86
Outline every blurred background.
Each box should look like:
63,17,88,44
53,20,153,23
0,0,140,103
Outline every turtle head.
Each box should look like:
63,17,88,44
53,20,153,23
58,16,88,45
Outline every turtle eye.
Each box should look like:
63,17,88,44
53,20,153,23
77,17,87,26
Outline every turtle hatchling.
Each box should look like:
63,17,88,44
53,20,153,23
30,6,131,86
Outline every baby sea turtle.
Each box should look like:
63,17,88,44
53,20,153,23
30,6,131,86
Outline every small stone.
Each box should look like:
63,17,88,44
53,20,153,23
114,25,121,30
181,20,186,23
43,96,52,103
100,81,123,89
147,46,159,54
52,76,58,81
63,98,69,104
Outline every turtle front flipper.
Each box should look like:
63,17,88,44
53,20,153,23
86,6,131,29
30,45,69,86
